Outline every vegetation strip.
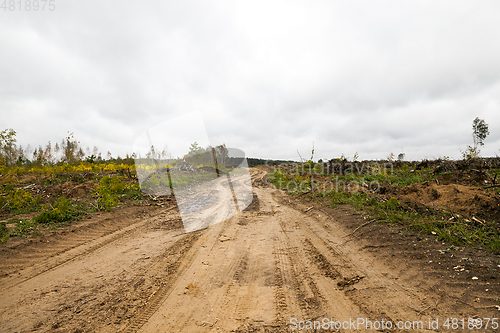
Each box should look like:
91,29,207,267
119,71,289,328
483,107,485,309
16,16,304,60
268,157,500,253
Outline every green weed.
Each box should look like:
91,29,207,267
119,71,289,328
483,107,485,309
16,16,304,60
0,186,41,214
0,222,8,242
94,175,143,211
9,218,38,237
325,188,500,253
32,197,85,224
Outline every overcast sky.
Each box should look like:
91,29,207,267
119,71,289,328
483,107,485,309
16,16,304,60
1,0,500,161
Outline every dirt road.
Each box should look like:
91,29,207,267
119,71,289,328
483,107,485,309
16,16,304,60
1,170,499,332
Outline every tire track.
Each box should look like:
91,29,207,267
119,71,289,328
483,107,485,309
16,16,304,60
274,197,378,326
303,238,341,280
128,213,246,332
121,230,202,333
201,223,256,329
0,206,178,292
273,221,299,325
277,218,325,320
280,195,436,327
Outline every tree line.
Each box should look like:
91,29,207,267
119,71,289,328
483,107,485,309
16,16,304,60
0,129,134,167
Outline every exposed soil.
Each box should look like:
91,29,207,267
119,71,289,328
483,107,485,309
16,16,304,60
384,173,500,223
0,169,499,332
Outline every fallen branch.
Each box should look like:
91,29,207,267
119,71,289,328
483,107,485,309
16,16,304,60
471,216,484,225
1,200,11,210
346,219,376,237
20,184,36,190
298,188,313,196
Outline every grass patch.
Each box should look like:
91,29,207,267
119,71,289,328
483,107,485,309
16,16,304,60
32,197,86,224
268,170,317,194
94,175,143,211
5,198,87,239
268,164,438,194
269,163,500,252
9,218,39,238
326,189,500,253
0,221,9,242
0,185,41,215
39,172,91,185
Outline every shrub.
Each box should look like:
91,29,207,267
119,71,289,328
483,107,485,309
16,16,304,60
33,197,84,224
0,187,40,214
0,222,8,242
93,175,142,211
384,197,400,211
10,218,37,237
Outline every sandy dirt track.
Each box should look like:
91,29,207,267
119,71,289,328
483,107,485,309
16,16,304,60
0,169,499,332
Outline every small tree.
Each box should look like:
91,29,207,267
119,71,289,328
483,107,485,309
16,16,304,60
184,142,205,165
0,129,17,166
45,141,54,165
472,117,489,149
61,132,82,164
462,118,490,160
188,142,204,156
215,144,228,167
34,145,47,165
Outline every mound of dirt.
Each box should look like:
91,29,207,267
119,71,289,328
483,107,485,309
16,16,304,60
395,181,500,222
44,181,95,198
435,170,498,187
66,183,94,198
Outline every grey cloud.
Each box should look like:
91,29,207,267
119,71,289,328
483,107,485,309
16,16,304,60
1,0,500,161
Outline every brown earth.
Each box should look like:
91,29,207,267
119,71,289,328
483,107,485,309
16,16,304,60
384,173,500,224
0,169,499,332
398,182,500,222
